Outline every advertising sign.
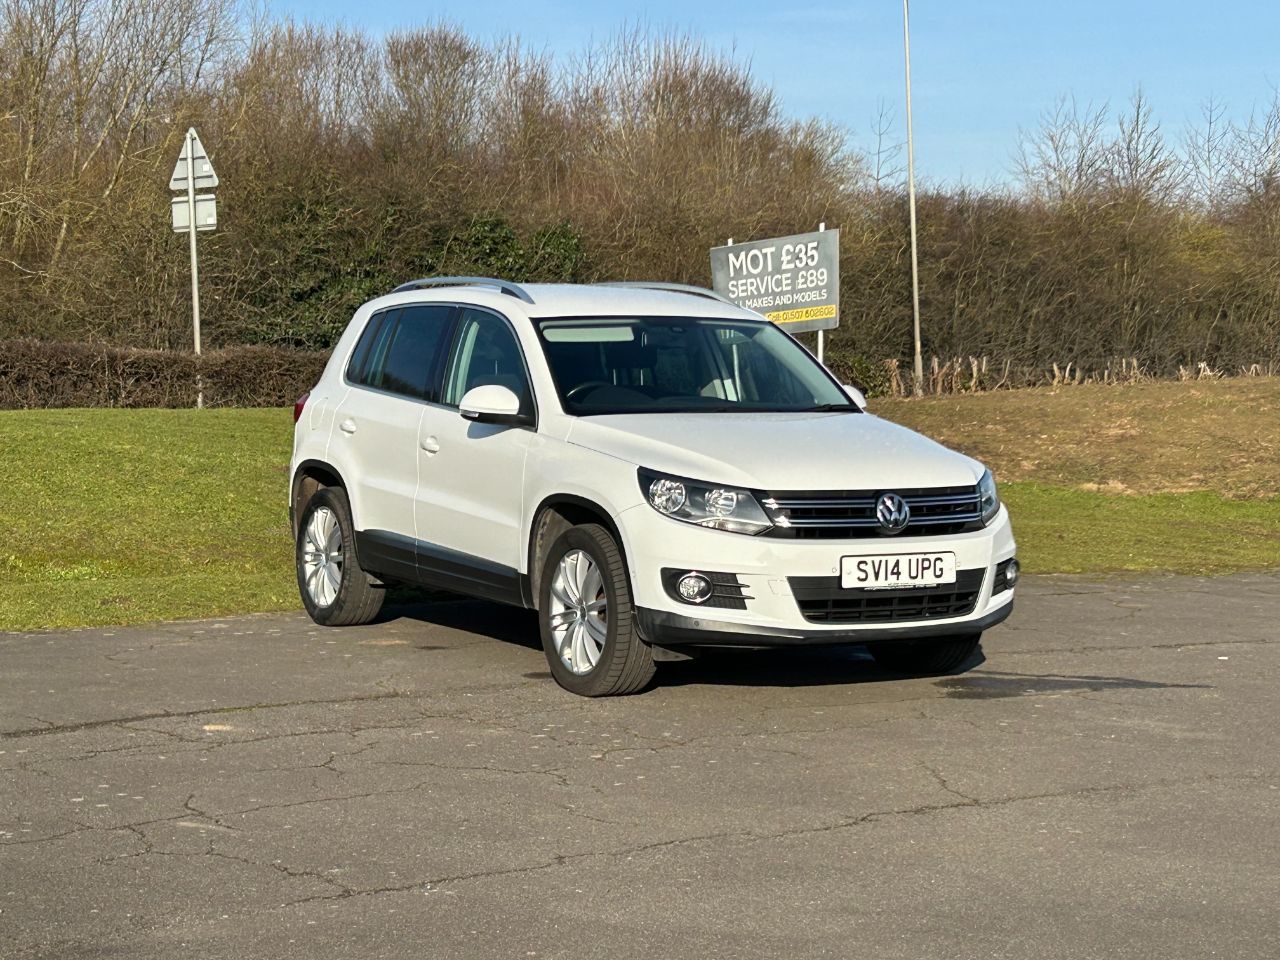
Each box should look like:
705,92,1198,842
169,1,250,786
710,229,840,333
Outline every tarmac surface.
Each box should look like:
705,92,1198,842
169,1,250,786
2,573,1278,959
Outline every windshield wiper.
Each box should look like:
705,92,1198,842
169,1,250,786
807,403,860,412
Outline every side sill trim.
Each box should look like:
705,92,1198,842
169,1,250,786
354,529,529,608
353,529,418,582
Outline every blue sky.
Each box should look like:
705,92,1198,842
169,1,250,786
270,1,1279,186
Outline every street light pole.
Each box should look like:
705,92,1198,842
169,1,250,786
903,0,924,396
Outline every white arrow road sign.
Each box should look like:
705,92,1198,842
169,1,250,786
170,126,218,408
169,128,219,190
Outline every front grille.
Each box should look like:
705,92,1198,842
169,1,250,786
789,569,984,624
761,484,983,539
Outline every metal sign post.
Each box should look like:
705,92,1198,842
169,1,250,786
169,128,219,408
710,227,841,364
816,222,826,363
186,135,201,367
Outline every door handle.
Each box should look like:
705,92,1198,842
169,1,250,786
420,435,440,455
338,418,357,435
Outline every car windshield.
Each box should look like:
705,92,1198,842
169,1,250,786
535,316,858,415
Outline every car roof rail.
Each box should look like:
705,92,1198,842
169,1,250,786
596,281,736,305
391,276,535,304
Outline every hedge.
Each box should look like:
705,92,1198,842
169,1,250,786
0,339,329,409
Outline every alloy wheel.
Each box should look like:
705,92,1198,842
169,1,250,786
547,548,609,675
302,505,343,608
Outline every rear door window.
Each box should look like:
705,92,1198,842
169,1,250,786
350,305,455,401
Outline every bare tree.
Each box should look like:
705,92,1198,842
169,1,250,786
0,0,240,281
1015,96,1110,204
1184,97,1232,210
868,99,904,193
1107,89,1183,203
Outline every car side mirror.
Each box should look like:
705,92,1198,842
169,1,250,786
459,384,531,427
842,384,868,411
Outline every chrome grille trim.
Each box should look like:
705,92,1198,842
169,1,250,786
760,484,983,539
764,492,978,510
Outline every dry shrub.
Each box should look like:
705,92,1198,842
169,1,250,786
0,340,328,408
0,4,1277,381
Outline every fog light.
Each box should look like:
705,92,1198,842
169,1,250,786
1005,558,1020,587
676,573,712,604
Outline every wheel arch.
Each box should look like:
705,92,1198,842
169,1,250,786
291,459,350,536
527,494,630,610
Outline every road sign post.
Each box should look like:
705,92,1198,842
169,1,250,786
710,227,840,363
817,222,827,362
186,133,201,371
169,128,218,408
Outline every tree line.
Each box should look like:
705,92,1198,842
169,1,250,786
1,0,1277,384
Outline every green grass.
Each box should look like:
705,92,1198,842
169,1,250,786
1002,483,1280,575
1,409,296,631
1,401,1277,631
878,377,1280,499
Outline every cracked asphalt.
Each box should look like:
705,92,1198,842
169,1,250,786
2,573,1278,960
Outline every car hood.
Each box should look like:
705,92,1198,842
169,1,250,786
565,411,984,491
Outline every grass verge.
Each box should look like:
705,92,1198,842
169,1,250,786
878,377,1280,498
1,391,1277,631
1001,484,1279,574
1,409,296,631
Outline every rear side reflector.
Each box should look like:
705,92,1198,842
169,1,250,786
293,391,310,423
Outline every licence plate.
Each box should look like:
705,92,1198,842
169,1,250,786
840,552,957,590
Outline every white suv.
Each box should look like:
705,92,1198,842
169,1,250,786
290,277,1018,696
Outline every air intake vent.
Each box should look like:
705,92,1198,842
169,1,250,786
789,569,985,624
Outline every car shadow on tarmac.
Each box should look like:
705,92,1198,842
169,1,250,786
379,595,960,688
374,596,1212,696
653,645,984,689
377,596,543,651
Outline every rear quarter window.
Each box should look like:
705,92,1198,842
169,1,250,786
346,310,394,386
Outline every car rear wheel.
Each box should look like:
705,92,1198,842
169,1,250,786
868,633,982,674
538,523,656,697
296,486,385,626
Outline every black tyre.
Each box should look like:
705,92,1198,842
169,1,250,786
538,523,656,697
869,633,982,674
295,486,385,627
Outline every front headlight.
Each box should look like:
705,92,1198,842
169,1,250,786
638,469,772,535
978,469,1000,524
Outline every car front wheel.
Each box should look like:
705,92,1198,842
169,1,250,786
538,523,656,697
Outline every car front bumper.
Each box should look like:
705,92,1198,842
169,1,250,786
636,598,1014,648
617,501,1017,649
